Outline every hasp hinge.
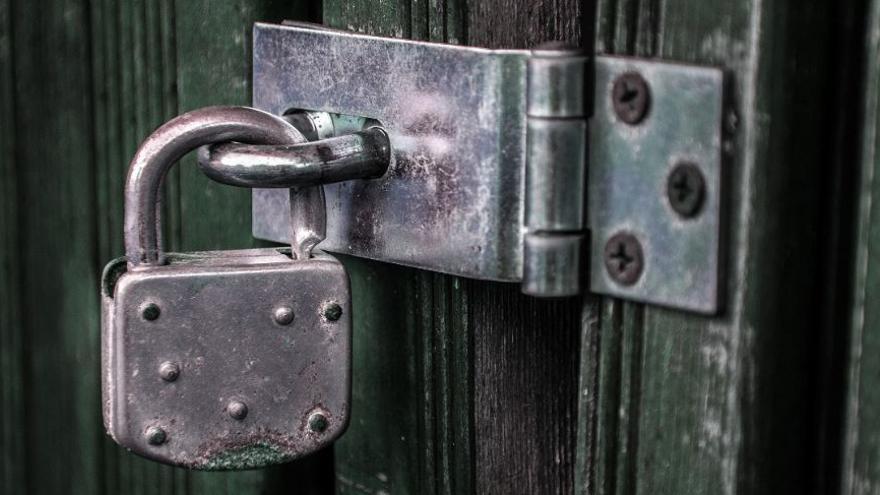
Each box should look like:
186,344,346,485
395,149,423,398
250,22,725,314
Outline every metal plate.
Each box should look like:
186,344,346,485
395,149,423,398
589,59,723,313
252,22,528,281
102,248,351,469
251,23,723,312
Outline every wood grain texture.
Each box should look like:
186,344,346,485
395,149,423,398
11,0,102,492
840,0,880,493
325,1,585,494
175,0,293,254
469,283,583,495
466,0,583,48
591,0,841,493
0,0,25,492
332,257,473,495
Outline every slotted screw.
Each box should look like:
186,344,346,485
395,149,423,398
603,232,644,286
667,162,705,218
612,72,651,125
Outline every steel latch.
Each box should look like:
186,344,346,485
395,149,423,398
222,22,724,314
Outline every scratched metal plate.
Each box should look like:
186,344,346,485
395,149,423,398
101,248,351,469
251,22,529,281
589,59,723,314
251,23,723,312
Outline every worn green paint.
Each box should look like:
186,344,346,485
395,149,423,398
10,0,102,493
841,0,880,493
0,0,24,492
329,256,476,495
200,444,289,471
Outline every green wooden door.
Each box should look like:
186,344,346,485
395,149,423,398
837,1,880,494
3,0,880,494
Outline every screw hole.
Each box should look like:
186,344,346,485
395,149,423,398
141,302,161,321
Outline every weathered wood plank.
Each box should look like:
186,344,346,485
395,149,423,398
325,2,585,494
591,0,840,493
840,0,880,493
469,284,583,495
0,0,25,491
331,257,472,495
466,0,583,48
10,0,102,492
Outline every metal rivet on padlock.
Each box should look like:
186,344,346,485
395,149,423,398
226,400,249,421
273,305,295,325
145,426,167,446
158,361,180,382
101,106,357,470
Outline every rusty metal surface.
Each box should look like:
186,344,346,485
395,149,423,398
102,249,351,469
251,22,530,281
251,23,724,312
106,104,353,469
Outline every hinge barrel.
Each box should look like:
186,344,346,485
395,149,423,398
522,48,589,297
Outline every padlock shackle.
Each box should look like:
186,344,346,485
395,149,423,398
124,106,305,268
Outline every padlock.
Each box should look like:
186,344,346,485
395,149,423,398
101,106,351,469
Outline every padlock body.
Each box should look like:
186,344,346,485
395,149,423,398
101,248,351,469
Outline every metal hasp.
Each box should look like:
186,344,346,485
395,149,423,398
251,22,725,313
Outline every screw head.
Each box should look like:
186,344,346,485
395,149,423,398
227,400,248,421
308,411,329,433
145,425,167,446
322,302,343,322
603,232,644,286
273,305,295,326
612,72,651,125
141,302,160,321
667,163,705,218
158,361,180,382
